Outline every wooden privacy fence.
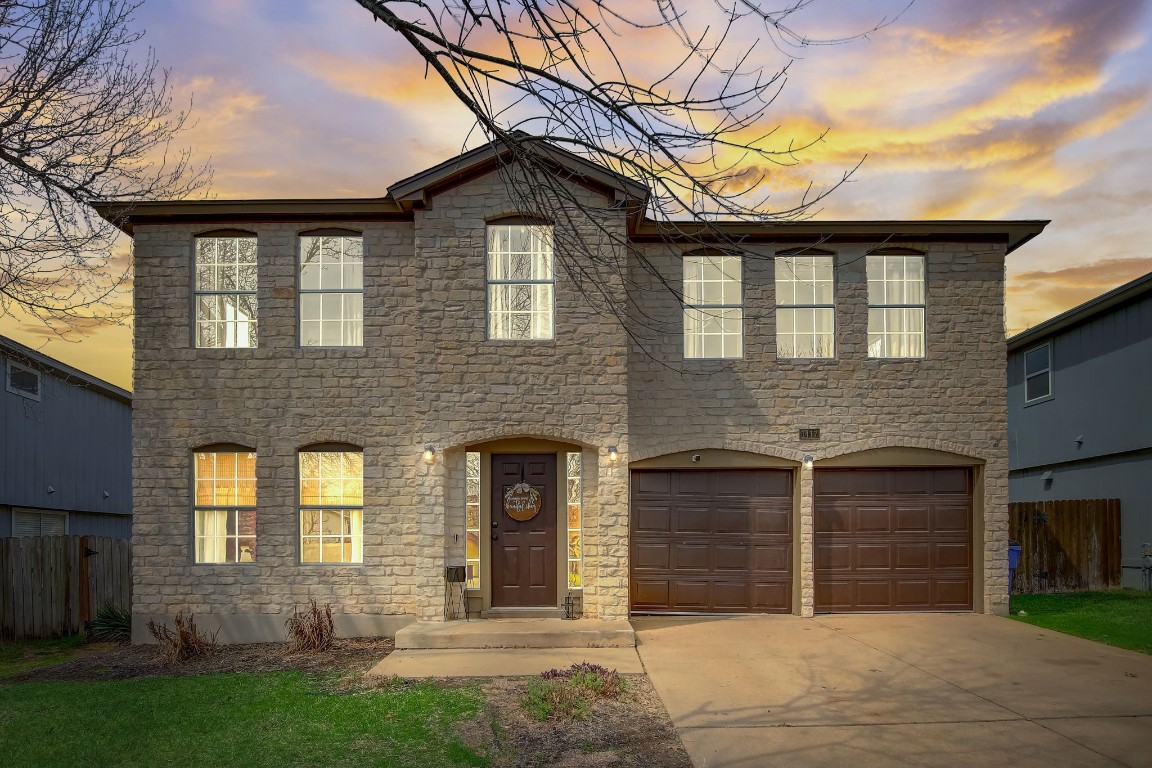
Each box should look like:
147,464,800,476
0,536,131,640
1009,499,1121,593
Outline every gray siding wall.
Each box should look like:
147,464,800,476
1,358,132,518
1008,290,1152,587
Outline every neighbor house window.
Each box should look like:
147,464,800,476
299,234,363,347
867,253,925,358
299,449,363,564
6,360,41,400
566,452,583,589
1024,343,1052,402
465,452,481,589
195,236,258,348
193,450,257,563
12,509,66,536
684,253,743,359
776,255,835,358
487,223,554,340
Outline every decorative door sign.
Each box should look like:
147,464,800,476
504,482,542,521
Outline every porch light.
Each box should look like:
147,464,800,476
802,454,814,471
607,446,619,463
422,445,437,464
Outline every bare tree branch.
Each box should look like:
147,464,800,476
0,0,210,332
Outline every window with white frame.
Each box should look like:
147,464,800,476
6,360,41,400
299,234,364,347
193,450,257,563
487,223,554,340
684,253,743,359
13,509,66,536
566,452,583,589
195,236,258,348
775,255,835,358
299,449,363,564
867,253,925,358
465,452,481,589
1024,343,1052,402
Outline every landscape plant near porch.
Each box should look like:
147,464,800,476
522,662,627,721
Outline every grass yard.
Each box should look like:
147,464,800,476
1009,589,1152,654
0,636,87,678
0,671,489,768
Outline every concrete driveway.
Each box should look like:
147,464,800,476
634,614,1152,768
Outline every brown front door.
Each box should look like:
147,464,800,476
491,454,558,607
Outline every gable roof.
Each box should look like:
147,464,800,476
0,334,131,403
1007,269,1152,352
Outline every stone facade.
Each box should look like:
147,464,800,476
126,153,1017,643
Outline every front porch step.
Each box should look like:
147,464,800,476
394,618,636,650
480,607,565,619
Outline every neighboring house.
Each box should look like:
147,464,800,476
0,334,132,538
94,139,1047,643
1008,271,1152,589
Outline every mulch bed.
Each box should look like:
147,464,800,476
3,638,691,767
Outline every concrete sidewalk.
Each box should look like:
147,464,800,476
634,614,1152,768
369,647,643,677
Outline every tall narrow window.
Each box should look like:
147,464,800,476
867,253,925,358
776,255,835,358
1024,343,1052,402
465,452,481,589
299,449,363,564
299,234,364,346
566,451,583,589
487,223,554,340
195,236,258,348
193,450,257,563
684,253,743,359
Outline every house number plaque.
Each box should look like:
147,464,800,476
504,483,542,522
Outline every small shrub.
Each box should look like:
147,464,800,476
522,662,627,721
86,601,132,644
285,600,334,653
146,612,218,663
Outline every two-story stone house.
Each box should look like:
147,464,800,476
96,139,1046,643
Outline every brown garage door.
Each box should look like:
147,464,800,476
815,468,973,612
631,469,793,613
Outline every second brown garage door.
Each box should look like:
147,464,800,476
631,469,793,613
815,467,973,612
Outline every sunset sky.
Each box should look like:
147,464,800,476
2,0,1150,390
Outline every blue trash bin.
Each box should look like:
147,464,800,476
1008,542,1022,594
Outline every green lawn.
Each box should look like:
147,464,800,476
0,636,86,678
1009,590,1152,654
0,671,490,768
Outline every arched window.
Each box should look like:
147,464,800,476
486,221,554,340
194,233,258,348
192,447,257,563
775,249,835,359
866,250,926,358
298,230,364,347
683,251,743,359
298,445,364,564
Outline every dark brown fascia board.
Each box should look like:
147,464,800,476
387,139,650,208
0,333,132,402
90,199,409,235
630,219,1049,254
1007,269,1152,352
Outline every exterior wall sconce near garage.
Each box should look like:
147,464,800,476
423,445,437,464
802,455,814,471
607,446,619,463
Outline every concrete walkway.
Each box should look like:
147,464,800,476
634,614,1152,768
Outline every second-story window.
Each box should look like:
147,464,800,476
299,234,364,347
867,253,925,358
684,253,743,359
487,223,554,340
195,236,258,348
776,255,835,358
1024,343,1052,402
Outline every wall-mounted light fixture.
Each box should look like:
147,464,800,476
46,485,56,494
607,446,619,463
802,455,814,471
422,445,437,464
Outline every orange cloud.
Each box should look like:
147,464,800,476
1007,257,1152,335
